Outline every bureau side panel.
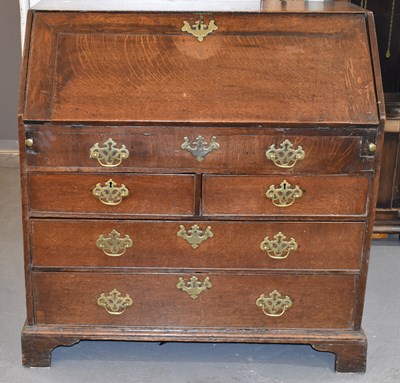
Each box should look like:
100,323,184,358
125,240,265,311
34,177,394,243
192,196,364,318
19,11,35,324
353,13,386,329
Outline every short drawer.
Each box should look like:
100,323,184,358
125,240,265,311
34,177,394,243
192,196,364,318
25,125,375,174
31,220,365,270
27,173,195,217
33,272,356,329
202,175,369,217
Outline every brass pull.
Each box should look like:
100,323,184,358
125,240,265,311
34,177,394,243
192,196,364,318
25,138,34,147
256,290,293,317
369,143,377,153
177,224,213,249
180,136,220,162
177,276,212,299
92,179,129,206
90,138,129,167
266,180,303,208
265,139,305,168
96,229,133,257
97,289,133,315
181,19,218,42
260,232,298,260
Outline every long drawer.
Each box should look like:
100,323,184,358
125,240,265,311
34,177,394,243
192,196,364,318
25,125,375,174
33,272,357,329
31,220,365,270
27,173,196,217
202,175,370,217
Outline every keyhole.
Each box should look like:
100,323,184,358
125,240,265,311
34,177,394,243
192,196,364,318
109,181,113,188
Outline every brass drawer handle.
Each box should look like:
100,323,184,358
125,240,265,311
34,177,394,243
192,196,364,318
260,232,298,260
181,19,218,42
181,135,220,162
177,224,213,249
177,276,212,299
97,289,133,315
96,229,133,256
92,179,129,206
256,290,293,317
265,139,305,168
266,180,303,208
90,138,129,167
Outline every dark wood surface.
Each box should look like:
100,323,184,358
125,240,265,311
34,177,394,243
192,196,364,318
32,272,357,329
21,323,367,371
350,1,400,233
375,94,400,233
25,125,376,174
24,12,377,125
19,5,384,373
350,0,400,93
31,220,365,270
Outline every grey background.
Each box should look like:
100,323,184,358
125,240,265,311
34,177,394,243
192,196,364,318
0,0,21,141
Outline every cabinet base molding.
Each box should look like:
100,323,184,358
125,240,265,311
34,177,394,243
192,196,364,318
21,324,367,373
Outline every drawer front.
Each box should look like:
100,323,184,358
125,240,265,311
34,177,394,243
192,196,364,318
25,126,374,174
25,12,377,125
33,272,356,329
28,174,195,217
202,175,369,217
31,220,365,270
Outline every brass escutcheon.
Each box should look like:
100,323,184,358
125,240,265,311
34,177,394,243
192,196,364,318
90,138,129,167
92,179,129,206
97,289,133,315
260,232,298,260
181,19,218,42
256,290,293,317
181,136,220,162
177,276,212,299
177,224,213,249
96,229,133,256
265,180,303,207
265,139,305,168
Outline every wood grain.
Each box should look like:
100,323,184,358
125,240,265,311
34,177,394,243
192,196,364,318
31,219,365,270
24,12,378,125
21,323,367,370
28,173,195,217
32,272,357,329
19,5,384,373
202,175,370,217
25,125,375,174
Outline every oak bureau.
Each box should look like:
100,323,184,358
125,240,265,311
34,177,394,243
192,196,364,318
19,0,384,372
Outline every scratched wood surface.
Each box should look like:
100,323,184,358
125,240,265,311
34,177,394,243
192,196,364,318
24,12,378,124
